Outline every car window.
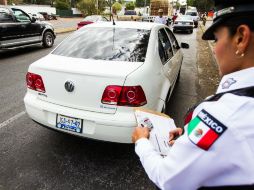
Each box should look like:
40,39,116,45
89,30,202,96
186,12,197,16
52,28,150,62
0,8,13,22
158,28,173,64
165,28,179,54
12,9,30,22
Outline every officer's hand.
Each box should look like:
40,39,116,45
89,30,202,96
132,126,150,143
169,128,183,146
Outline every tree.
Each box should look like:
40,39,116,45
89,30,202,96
77,0,106,15
187,0,214,12
112,2,122,14
77,0,96,15
125,1,135,10
55,0,70,9
135,0,150,8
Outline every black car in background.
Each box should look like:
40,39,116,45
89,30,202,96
0,6,55,49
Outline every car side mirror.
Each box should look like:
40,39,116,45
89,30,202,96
181,43,189,49
31,17,36,23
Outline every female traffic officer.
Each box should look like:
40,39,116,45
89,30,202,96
132,0,254,189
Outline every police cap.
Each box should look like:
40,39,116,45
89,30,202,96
202,0,254,40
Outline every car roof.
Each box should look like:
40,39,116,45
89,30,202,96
176,15,193,21
84,21,161,30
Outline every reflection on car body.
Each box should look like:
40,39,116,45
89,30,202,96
24,21,189,143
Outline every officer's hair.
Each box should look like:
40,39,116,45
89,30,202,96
222,14,254,36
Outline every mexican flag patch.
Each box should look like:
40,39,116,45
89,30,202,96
188,109,227,150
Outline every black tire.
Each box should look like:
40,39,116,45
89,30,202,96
190,29,193,34
173,29,176,33
42,31,54,48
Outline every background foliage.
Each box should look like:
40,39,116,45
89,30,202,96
125,1,135,10
187,0,214,12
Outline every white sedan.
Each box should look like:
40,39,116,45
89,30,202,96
173,15,194,33
24,21,189,143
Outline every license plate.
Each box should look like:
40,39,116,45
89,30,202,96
56,115,82,133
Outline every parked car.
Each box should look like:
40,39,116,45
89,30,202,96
77,15,108,29
39,12,57,20
124,10,137,15
173,15,194,33
185,10,199,27
0,6,55,49
24,21,189,143
30,13,45,21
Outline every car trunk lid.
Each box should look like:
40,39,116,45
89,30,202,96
29,54,143,114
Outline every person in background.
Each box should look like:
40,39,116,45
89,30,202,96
154,9,167,25
202,12,207,26
132,0,254,189
172,13,178,24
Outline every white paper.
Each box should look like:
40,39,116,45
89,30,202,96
135,110,177,156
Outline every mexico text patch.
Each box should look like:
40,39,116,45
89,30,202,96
187,109,227,150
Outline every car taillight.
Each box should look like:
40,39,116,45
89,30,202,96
26,72,45,93
101,85,147,107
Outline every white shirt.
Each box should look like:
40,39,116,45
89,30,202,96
154,16,167,25
135,67,254,190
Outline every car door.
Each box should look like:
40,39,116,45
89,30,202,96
12,8,41,43
158,28,175,84
165,27,183,83
0,7,20,48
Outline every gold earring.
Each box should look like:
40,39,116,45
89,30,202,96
235,50,245,58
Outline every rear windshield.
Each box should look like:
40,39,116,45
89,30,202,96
186,12,197,16
52,27,150,62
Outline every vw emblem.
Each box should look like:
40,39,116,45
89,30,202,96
64,81,75,92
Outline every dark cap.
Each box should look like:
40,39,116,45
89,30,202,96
202,0,254,40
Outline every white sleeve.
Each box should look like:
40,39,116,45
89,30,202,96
154,16,159,23
163,18,167,24
135,128,206,190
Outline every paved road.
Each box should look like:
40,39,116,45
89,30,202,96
0,27,214,190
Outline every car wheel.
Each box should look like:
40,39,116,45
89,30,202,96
42,31,54,48
190,30,193,34
173,29,176,33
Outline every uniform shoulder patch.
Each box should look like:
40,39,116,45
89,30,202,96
187,109,227,150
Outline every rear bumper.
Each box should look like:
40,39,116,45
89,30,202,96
24,93,136,143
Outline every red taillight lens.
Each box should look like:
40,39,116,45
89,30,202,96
101,85,147,107
101,85,122,105
26,72,45,93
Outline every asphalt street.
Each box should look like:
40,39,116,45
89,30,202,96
0,26,216,190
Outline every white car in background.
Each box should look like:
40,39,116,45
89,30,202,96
173,15,194,34
24,22,189,143
28,13,45,21
185,10,199,28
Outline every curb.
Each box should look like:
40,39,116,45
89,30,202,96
55,27,76,34
199,23,218,68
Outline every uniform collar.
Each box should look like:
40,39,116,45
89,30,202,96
216,67,254,94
